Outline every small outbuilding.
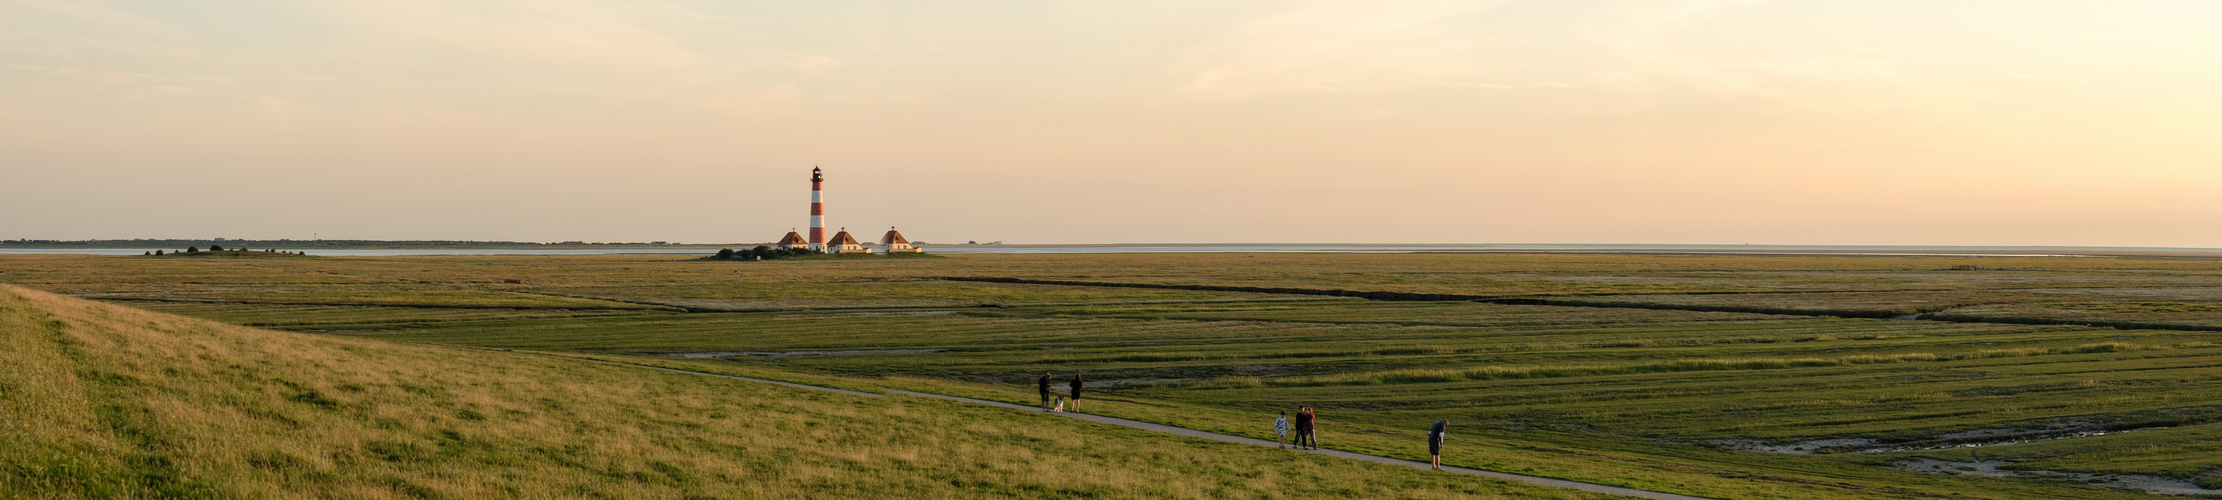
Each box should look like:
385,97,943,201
774,231,810,251
880,227,921,253
827,228,869,254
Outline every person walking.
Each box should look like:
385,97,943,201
1068,372,1084,412
1038,373,1053,411
1305,407,1321,450
1428,420,1448,471
1274,411,1291,448
1295,406,1317,450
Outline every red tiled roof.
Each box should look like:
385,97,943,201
879,229,909,246
828,231,861,246
776,232,808,246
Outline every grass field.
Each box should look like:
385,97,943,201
8,252,2222,498
0,285,1610,499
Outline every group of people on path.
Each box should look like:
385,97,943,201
1037,372,1082,412
1026,372,1453,472
1273,408,1449,470
1273,407,1321,450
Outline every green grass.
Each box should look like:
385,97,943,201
294,302,2220,497
11,252,2222,498
120,302,673,329
0,285,1612,499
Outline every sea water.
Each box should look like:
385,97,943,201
5,244,2221,257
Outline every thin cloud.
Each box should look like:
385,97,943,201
1447,82,1576,90
309,0,706,71
1588,0,1994,113
1178,0,1508,96
5,64,232,84
7,0,188,38
776,53,843,76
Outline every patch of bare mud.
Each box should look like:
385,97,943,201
1895,459,2222,496
1716,422,2162,454
1713,438,1878,454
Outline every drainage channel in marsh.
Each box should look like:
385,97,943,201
668,349,949,358
1715,425,2164,455
774,310,963,318
1894,459,2222,496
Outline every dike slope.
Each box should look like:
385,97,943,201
0,286,1620,499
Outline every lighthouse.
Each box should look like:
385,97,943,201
808,167,825,251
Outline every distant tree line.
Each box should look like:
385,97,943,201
145,246,307,256
707,246,820,261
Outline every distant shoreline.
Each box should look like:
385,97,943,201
0,244,739,250
0,240,733,250
6,243,2222,259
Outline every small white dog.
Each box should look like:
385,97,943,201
1050,396,1067,412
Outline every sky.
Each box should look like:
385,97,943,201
4,0,2220,246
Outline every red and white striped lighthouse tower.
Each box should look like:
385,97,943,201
807,166,826,251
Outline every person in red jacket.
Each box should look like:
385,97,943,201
1294,406,1318,450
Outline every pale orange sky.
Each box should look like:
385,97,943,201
4,1,2220,245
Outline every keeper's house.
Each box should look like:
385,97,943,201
880,228,921,253
826,229,869,254
774,231,809,251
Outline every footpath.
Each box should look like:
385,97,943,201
884,389,1712,500
566,354,1716,500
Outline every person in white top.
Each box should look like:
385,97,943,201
1274,410,1291,448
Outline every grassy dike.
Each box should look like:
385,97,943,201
14,253,2222,497
0,285,1619,499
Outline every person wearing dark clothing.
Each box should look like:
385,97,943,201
1428,420,1448,470
1068,373,1084,412
1038,373,1053,411
1297,406,1315,448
